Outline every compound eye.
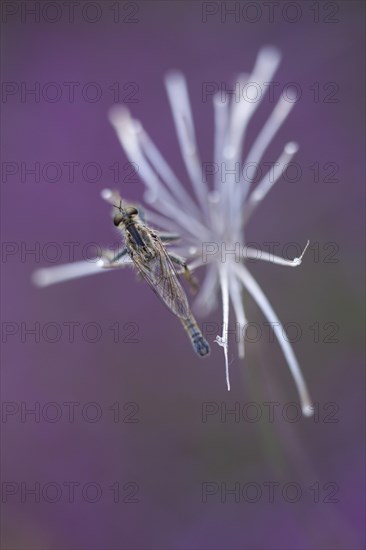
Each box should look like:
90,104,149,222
113,212,123,226
125,206,138,216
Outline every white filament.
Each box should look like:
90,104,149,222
240,93,298,204
164,71,210,218
213,93,229,191
244,142,299,222
229,272,247,359
215,265,230,391
233,262,313,416
32,260,107,288
137,127,202,220
243,240,310,267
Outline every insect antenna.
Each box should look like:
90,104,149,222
113,200,124,212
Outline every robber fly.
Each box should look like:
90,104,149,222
111,201,210,357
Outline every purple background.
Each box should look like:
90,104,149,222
1,1,365,549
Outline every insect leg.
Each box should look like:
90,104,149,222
113,247,128,261
100,247,129,268
169,252,198,293
159,233,181,243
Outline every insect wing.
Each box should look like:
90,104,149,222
131,238,190,319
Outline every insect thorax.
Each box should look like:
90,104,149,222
125,222,156,261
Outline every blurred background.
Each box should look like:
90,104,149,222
1,1,364,549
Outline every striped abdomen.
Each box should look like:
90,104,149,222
181,315,210,357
